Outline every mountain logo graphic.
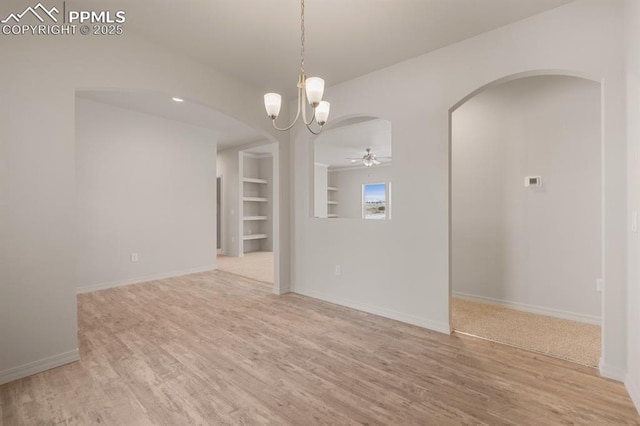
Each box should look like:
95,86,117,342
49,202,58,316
1,3,59,24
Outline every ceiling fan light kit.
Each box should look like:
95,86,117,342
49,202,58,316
263,0,330,135
362,148,380,167
348,148,385,167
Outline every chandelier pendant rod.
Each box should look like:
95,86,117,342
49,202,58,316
271,86,302,132
300,0,305,76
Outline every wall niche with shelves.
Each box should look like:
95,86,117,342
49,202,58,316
240,152,273,254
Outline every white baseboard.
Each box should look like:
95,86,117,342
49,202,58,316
273,287,291,295
599,359,626,382
625,374,640,414
0,349,79,386
452,291,601,325
77,264,217,294
293,287,451,334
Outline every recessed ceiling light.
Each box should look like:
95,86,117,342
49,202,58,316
172,97,184,103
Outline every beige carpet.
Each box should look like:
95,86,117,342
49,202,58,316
452,297,601,367
217,251,274,285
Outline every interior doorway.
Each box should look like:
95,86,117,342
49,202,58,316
449,75,603,367
216,142,279,290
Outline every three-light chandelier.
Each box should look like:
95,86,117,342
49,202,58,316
263,0,330,135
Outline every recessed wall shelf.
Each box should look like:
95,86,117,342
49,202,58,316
242,234,268,240
243,216,268,221
240,151,273,255
243,177,268,184
327,179,339,218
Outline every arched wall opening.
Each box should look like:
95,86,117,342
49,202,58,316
448,71,605,367
309,114,392,219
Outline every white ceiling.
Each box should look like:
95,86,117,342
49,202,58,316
315,118,392,168
70,0,573,149
77,90,264,150
111,0,573,98
244,143,277,156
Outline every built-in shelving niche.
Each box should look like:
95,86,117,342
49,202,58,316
240,152,273,254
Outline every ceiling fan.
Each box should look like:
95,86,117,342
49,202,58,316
346,148,390,167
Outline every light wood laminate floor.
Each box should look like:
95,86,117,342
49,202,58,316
1,270,638,425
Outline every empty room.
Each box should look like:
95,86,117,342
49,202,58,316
1,0,640,425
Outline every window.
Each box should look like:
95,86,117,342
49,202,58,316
363,182,391,220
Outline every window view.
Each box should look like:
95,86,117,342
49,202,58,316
363,183,390,219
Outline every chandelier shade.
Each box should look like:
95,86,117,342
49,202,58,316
315,101,330,125
305,77,325,107
264,93,282,119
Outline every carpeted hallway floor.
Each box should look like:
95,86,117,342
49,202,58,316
217,251,274,285
451,297,601,367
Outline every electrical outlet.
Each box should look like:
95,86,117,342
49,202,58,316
596,278,603,292
130,253,139,263
334,265,341,276
632,211,638,233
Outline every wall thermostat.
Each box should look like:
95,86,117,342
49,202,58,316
524,176,542,187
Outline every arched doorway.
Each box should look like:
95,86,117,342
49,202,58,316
449,74,603,366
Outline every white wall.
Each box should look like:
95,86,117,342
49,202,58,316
452,76,602,323
330,166,393,219
75,98,218,292
217,148,241,256
452,95,505,308
0,32,290,384
625,0,640,414
262,156,275,252
292,0,627,379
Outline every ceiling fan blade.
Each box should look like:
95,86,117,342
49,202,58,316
373,159,381,165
